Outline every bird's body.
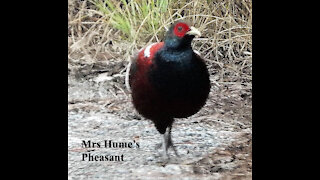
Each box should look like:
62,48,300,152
129,22,210,157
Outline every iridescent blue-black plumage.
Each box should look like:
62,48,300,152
149,47,210,119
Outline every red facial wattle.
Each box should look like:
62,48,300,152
173,22,190,38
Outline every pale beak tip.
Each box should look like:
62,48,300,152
187,26,201,37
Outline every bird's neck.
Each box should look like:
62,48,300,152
158,46,193,63
164,37,193,50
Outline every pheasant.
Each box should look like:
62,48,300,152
128,21,210,158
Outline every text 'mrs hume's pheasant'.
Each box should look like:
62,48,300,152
81,140,140,162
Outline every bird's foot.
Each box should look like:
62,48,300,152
155,141,178,156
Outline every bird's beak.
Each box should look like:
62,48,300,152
186,26,201,37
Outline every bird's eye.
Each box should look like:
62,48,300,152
178,26,183,32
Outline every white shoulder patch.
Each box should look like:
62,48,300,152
144,43,156,58
193,50,201,56
143,44,200,57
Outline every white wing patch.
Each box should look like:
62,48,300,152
193,50,201,56
143,43,200,57
144,43,156,58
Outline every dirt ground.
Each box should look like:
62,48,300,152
68,53,252,179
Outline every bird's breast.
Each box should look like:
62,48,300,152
150,52,208,98
130,47,210,119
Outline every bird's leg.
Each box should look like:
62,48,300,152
162,128,170,158
167,125,180,157
162,125,180,158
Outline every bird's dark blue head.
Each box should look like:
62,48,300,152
164,22,201,50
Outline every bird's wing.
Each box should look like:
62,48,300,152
127,42,165,91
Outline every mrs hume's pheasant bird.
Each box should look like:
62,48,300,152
128,21,210,158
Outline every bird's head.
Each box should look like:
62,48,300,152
164,21,201,50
